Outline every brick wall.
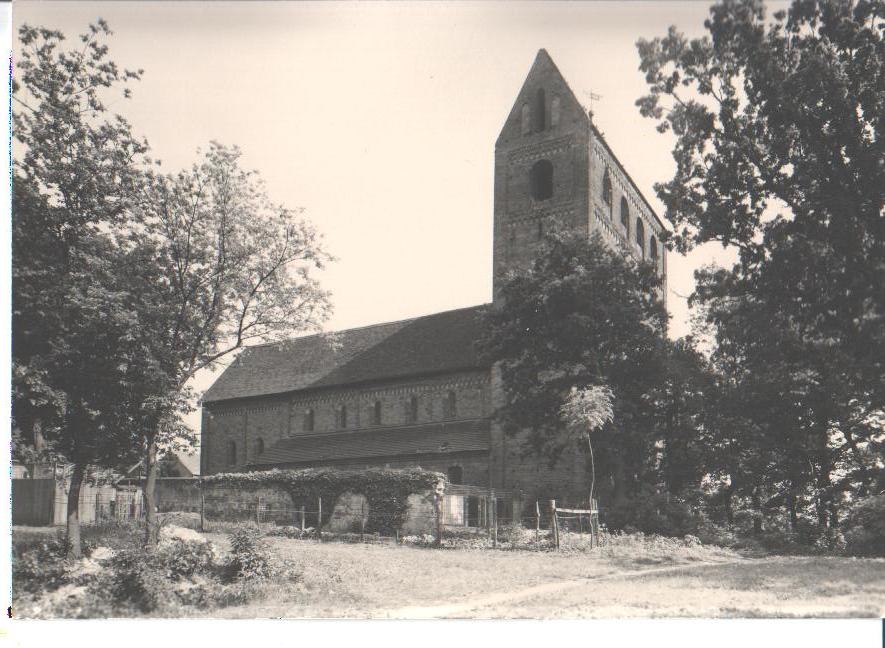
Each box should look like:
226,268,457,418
202,370,491,476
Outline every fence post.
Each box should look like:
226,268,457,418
550,500,560,549
255,496,262,527
317,497,323,541
360,499,366,542
491,491,498,548
199,478,205,532
300,505,306,532
433,492,442,546
535,500,540,547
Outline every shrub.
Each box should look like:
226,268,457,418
843,494,885,557
157,538,215,580
12,538,70,595
225,526,274,581
99,548,172,613
605,492,700,537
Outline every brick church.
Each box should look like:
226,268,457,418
200,50,667,503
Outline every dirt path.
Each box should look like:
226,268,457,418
384,560,747,619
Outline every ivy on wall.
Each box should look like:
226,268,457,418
202,467,445,534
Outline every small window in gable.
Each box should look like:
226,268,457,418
602,170,613,210
533,87,546,132
373,400,382,426
529,159,554,201
304,408,314,432
521,103,531,135
620,197,630,233
635,218,646,257
551,95,561,127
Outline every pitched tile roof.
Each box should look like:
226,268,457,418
249,418,490,467
202,304,491,403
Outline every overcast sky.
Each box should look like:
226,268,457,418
13,1,772,470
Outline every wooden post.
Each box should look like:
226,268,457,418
317,496,323,541
535,500,540,547
550,500,560,549
360,499,366,542
395,529,399,545
491,492,498,548
433,492,442,546
300,505,306,532
199,478,205,532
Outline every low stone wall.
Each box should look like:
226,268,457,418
152,476,437,534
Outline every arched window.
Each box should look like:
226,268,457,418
304,408,314,432
649,235,658,263
373,400,382,426
520,103,531,135
635,218,645,257
602,170,612,211
255,437,264,457
405,394,418,424
551,95,561,127
227,441,237,466
447,466,463,485
533,87,546,132
620,197,630,234
337,404,347,429
443,390,457,420
529,159,554,201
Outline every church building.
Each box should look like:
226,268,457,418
199,49,668,503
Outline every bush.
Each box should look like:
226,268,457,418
12,537,70,595
98,548,172,613
157,538,215,580
605,492,700,537
843,495,885,557
225,526,274,581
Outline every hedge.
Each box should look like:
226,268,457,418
202,467,446,534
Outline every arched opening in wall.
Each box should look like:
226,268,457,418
227,441,237,466
337,405,347,429
635,218,646,257
521,103,531,135
620,197,630,233
533,87,546,132
551,95,561,127
255,437,264,457
406,395,418,424
602,170,613,212
447,466,463,485
443,390,457,420
304,408,314,432
373,400,382,426
529,159,554,201
649,236,658,265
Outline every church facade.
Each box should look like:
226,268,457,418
199,50,667,504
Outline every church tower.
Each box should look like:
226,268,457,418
492,49,667,303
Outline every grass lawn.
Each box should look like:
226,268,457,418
188,536,885,618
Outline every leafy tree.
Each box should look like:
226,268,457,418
132,143,333,546
12,21,153,557
479,223,670,508
637,0,884,539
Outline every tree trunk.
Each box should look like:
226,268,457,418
32,418,45,454
66,463,85,559
143,435,160,547
787,490,798,532
751,487,763,536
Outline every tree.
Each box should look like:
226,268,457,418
561,385,615,504
12,21,154,557
637,0,884,540
479,223,670,508
132,143,333,546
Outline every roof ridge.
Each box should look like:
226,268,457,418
244,302,490,353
